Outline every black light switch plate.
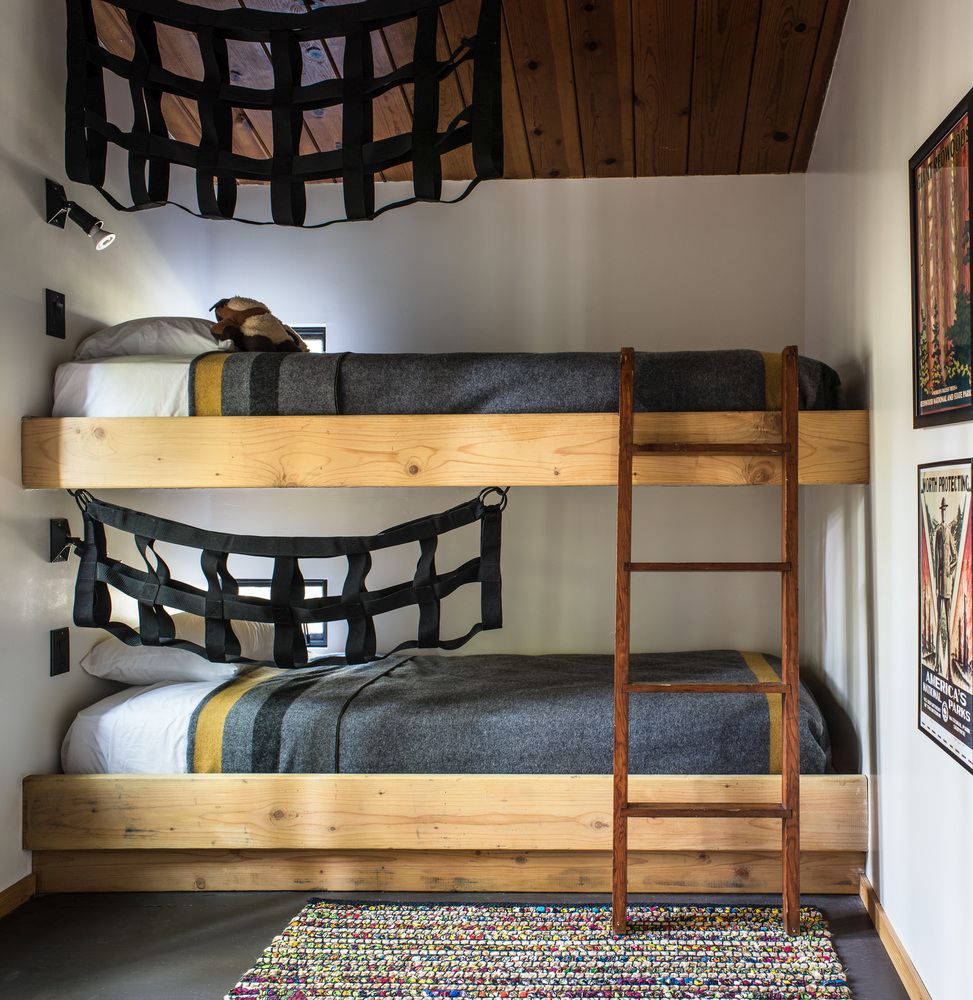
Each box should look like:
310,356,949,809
50,628,70,676
45,289,65,339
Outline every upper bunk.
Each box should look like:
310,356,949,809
21,348,870,489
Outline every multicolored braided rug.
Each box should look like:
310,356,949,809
226,901,853,999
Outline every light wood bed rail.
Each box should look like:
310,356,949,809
21,411,869,489
24,773,866,894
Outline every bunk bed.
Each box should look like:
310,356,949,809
21,347,869,909
23,348,867,488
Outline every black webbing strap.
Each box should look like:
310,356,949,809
269,29,306,227
200,549,241,663
69,487,508,666
65,0,107,190
195,25,237,220
341,21,375,223
411,6,442,203
133,534,175,646
125,11,170,207
64,0,503,228
471,0,502,180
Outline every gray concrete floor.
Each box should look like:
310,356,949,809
0,891,907,1000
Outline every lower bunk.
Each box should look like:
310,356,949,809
25,650,867,895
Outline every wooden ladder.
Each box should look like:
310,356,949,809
612,345,801,936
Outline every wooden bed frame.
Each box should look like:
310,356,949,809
21,410,869,488
20,383,871,896
23,773,867,894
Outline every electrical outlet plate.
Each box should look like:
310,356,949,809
50,628,70,676
45,289,65,339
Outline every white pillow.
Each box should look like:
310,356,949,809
81,613,276,685
75,317,235,360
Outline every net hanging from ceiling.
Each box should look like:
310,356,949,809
64,0,503,226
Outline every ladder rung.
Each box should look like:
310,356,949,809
623,802,791,819
625,681,788,694
627,561,791,573
631,442,788,455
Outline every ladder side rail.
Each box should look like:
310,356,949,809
612,347,636,935
780,345,801,934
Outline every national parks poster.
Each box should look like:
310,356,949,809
911,92,972,426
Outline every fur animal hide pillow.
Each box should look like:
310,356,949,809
210,297,309,353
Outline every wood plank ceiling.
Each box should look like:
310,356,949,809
90,0,849,181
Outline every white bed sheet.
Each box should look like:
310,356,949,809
61,680,223,773
53,355,194,417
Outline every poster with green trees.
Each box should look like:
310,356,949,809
911,91,972,427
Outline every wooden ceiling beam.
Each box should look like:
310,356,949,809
789,0,849,171
632,0,696,177
503,0,584,178
739,0,828,174
566,0,634,178
688,0,761,175
499,11,535,179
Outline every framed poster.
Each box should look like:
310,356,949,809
910,89,973,427
918,459,973,772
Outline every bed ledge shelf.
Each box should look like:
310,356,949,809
21,411,869,489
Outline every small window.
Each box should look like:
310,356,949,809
237,578,328,648
294,325,326,353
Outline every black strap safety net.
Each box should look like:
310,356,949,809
65,0,503,227
69,488,507,666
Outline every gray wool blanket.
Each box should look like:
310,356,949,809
189,350,844,416
187,650,831,775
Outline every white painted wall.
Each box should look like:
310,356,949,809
186,175,807,663
103,178,806,719
0,2,211,890
804,2,973,998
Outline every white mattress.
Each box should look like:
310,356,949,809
61,680,222,773
53,355,193,417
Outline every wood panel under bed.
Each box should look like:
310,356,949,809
24,774,866,895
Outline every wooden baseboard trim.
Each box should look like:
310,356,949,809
0,873,35,919
859,876,933,1000
32,848,864,894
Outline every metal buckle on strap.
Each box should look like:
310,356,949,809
478,486,509,512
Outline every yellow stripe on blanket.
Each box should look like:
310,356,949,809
741,650,782,774
193,351,230,416
760,351,782,411
193,667,278,773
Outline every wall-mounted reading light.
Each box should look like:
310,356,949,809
46,179,116,251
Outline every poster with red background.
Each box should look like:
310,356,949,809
911,96,972,427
